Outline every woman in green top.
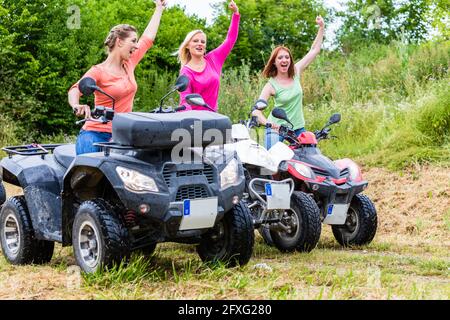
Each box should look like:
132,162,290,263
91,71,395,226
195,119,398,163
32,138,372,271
253,16,325,150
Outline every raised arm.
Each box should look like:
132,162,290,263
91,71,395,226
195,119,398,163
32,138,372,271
130,0,166,65
252,82,278,128
295,16,325,75
208,1,240,66
142,0,166,41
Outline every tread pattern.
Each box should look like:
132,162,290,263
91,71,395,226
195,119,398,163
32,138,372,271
271,191,322,253
197,201,255,267
0,196,54,265
332,194,378,246
74,199,130,272
0,183,5,206
228,201,255,266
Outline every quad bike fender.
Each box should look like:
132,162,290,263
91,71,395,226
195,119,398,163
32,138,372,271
0,156,66,242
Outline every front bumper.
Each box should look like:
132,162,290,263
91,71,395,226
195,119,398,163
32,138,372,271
305,179,368,219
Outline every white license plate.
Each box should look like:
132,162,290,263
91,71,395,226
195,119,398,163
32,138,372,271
265,183,291,210
323,204,350,225
179,197,218,231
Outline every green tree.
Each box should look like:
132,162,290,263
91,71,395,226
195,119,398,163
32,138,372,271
337,0,439,51
209,0,327,70
0,0,205,137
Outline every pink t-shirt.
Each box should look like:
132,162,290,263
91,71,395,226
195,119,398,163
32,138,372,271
179,13,240,112
70,36,153,133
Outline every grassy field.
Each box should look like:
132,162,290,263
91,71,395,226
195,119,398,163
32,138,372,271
1,166,448,300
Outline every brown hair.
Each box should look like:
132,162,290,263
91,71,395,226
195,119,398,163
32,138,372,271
104,24,138,52
262,46,295,79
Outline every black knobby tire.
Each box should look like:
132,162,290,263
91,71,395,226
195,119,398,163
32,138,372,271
270,191,321,252
0,196,54,265
197,201,254,267
72,199,130,273
332,194,378,247
0,183,6,206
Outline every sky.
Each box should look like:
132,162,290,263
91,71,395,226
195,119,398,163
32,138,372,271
168,0,344,24
168,0,223,24
168,0,344,47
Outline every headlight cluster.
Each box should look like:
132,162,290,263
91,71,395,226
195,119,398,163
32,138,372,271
290,162,315,179
347,161,362,181
220,159,239,188
116,166,159,193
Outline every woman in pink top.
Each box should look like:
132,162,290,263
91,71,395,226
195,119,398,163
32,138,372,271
68,0,167,155
177,0,240,112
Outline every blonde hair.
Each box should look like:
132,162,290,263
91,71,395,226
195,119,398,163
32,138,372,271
104,24,138,52
177,30,206,66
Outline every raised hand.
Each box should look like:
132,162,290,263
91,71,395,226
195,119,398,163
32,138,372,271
154,0,167,10
316,16,325,28
229,0,239,13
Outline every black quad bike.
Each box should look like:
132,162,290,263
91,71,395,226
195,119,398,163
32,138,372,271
0,76,254,273
269,108,377,247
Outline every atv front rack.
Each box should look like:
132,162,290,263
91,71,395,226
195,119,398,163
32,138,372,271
2,144,65,159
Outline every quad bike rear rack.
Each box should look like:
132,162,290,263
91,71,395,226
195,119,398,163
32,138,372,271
2,144,65,159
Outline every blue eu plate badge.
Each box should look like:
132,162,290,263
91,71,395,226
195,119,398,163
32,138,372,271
183,200,191,216
265,184,273,196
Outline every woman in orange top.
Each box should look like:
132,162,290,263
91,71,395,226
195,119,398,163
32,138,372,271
69,0,167,155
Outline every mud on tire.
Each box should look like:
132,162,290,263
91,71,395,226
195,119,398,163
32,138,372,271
332,194,377,247
72,199,130,273
0,196,54,265
270,191,321,252
197,201,254,267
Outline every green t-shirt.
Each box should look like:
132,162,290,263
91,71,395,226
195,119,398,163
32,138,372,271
267,75,305,130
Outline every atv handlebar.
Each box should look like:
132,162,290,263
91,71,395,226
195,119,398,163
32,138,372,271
75,106,115,125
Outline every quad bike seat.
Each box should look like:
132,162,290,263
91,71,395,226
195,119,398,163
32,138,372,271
112,111,232,148
54,144,76,168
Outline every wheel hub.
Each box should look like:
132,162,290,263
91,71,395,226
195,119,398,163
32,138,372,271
78,221,100,269
3,214,20,256
275,209,300,238
345,209,359,233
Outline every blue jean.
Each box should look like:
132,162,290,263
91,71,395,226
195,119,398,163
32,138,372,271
75,130,112,155
265,127,306,150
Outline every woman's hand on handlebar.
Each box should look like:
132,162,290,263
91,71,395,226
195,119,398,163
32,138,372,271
72,104,91,119
266,122,280,132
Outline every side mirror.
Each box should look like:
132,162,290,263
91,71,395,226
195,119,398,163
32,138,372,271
328,113,341,125
272,107,294,128
174,75,189,92
78,77,98,97
185,94,207,107
272,108,289,121
253,99,268,111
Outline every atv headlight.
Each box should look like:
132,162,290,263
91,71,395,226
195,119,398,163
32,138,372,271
116,166,159,193
291,162,315,179
347,161,362,182
220,159,239,189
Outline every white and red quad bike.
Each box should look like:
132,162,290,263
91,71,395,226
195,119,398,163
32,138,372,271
270,108,377,247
